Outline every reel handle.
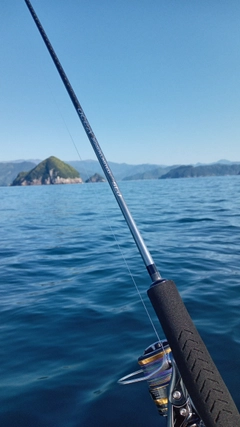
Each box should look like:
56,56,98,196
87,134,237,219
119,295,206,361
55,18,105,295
148,279,240,427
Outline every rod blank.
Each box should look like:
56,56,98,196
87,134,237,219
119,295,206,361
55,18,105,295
24,0,161,282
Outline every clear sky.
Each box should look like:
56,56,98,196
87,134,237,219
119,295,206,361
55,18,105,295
1,0,240,165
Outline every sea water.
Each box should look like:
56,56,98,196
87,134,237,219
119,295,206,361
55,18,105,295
0,176,240,426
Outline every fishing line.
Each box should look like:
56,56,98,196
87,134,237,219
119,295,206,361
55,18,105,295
23,4,240,425
41,65,161,342
62,119,161,342
27,0,162,344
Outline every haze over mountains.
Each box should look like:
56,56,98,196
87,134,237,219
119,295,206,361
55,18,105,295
0,159,240,186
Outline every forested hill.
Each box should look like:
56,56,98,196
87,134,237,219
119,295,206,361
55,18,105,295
160,163,240,179
11,157,82,186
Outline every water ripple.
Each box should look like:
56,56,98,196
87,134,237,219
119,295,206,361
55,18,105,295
0,177,240,426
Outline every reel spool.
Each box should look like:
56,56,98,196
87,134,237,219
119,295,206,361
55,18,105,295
119,340,172,416
138,340,172,416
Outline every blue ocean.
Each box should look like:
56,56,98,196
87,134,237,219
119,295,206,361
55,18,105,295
1,176,240,426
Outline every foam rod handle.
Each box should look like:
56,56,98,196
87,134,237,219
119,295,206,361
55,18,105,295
148,280,240,427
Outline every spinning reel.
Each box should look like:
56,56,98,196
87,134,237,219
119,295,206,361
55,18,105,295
119,340,205,427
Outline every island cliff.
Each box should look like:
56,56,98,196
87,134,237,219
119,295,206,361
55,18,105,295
11,156,82,186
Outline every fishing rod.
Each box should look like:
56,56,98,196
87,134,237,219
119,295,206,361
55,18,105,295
24,1,240,426
24,0,160,284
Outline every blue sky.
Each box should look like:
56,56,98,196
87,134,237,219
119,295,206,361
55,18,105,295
1,0,240,165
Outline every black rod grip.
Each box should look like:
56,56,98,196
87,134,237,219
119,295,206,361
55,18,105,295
148,280,240,427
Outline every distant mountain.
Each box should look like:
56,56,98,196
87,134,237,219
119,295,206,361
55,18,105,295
123,165,178,180
160,163,240,179
11,156,82,186
3,159,42,165
1,159,240,186
85,173,105,183
0,161,36,186
194,160,239,166
67,160,102,181
67,160,161,181
215,159,239,165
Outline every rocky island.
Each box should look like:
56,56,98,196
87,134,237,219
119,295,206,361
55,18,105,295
85,173,105,183
11,156,82,186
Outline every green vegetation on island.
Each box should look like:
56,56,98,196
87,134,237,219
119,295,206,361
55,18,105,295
11,156,82,186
